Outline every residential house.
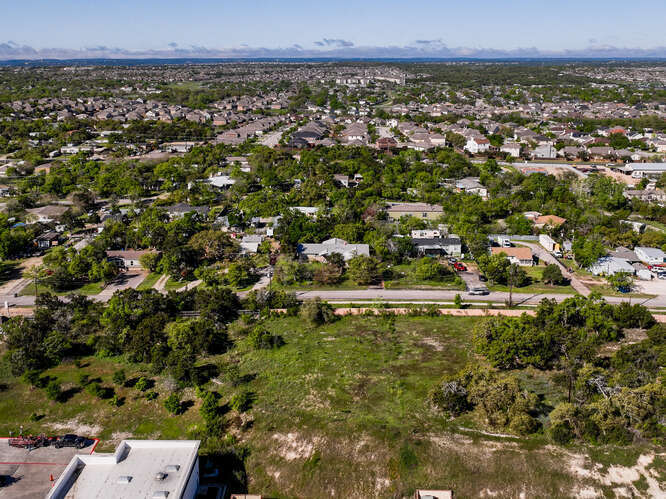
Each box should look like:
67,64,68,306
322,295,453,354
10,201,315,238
163,203,209,220
490,246,534,266
532,144,557,159
106,249,158,269
240,235,264,254
386,202,444,221
464,136,490,154
25,205,69,224
534,215,566,228
34,231,60,250
500,142,521,157
634,246,666,266
589,256,635,276
298,238,370,262
412,235,462,257
455,177,488,198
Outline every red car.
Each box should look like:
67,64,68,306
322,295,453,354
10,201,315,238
453,262,467,271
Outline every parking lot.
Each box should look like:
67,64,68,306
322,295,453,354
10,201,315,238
0,438,96,498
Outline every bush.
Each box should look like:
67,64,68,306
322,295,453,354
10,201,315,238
77,373,90,386
44,380,62,402
199,391,219,422
86,382,112,399
163,393,181,415
299,298,336,325
135,377,149,392
22,369,45,388
229,390,253,412
145,391,158,401
247,327,284,350
112,369,126,386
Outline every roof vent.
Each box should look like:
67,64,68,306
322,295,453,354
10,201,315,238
165,464,180,472
155,472,167,481
153,491,169,499
117,475,132,484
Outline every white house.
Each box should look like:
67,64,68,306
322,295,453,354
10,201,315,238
589,256,635,276
634,246,666,265
500,142,521,157
532,144,557,159
298,238,370,261
464,137,491,154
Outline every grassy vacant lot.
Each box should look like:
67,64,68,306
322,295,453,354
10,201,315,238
384,264,465,290
136,272,162,290
19,280,105,296
489,265,576,295
0,315,660,497
0,356,203,452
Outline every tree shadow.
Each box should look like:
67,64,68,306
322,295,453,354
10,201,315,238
179,400,195,414
193,363,220,385
59,386,81,402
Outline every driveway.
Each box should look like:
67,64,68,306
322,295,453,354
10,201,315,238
96,269,148,301
518,242,590,296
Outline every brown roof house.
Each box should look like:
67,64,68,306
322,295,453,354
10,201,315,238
491,246,534,266
534,215,566,228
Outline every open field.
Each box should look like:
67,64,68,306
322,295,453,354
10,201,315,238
0,315,662,497
488,265,576,295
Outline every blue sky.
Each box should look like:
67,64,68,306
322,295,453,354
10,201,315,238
1,0,665,58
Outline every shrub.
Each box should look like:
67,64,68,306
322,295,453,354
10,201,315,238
145,391,158,401
44,380,62,402
229,390,253,412
163,393,181,415
135,377,149,392
22,369,45,388
299,298,336,325
77,373,90,386
112,369,126,386
247,327,284,350
199,391,219,422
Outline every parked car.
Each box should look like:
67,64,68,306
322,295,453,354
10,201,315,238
552,251,563,258
453,262,467,271
54,434,87,449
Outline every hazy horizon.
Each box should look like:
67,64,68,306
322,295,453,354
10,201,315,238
2,0,666,61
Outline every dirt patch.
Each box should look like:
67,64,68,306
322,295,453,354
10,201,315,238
47,420,102,436
272,432,319,461
568,450,664,497
419,337,445,351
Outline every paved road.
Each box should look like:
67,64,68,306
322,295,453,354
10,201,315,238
259,130,284,147
292,288,664,308
0,287,663,311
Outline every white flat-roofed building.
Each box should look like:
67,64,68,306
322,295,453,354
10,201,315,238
622,163,666,179
47,440,200,499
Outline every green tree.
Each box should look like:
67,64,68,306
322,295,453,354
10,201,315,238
347,255,379,285
542,264,565,285
163,393,181,415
